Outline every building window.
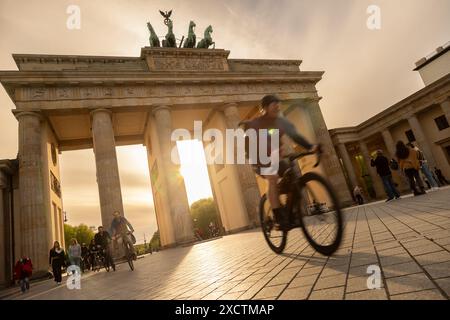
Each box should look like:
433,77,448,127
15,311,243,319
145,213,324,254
445,146,450,164
405,130,416,143
50,171,61,198
434,115,449,131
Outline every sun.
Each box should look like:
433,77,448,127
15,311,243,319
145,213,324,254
176,140,213,205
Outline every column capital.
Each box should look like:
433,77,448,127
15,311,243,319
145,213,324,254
90,108,112,118
215,102,239,113
152,105,171,116
13,111,43,121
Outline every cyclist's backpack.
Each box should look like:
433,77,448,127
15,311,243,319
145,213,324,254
390,159,399,170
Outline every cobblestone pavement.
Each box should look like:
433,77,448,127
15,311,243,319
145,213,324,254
5,187,450,300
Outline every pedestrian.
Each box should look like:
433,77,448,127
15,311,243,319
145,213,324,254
370,149,401,202
49,241,65,285
353,185,364,205
68,238,81,268
435,167,449,186
14,256,33,293
396,141,426,196
408,143,439,191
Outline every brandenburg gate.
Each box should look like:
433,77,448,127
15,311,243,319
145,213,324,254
0,46,352,277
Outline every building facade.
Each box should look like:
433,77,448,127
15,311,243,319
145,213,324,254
331,44,450,200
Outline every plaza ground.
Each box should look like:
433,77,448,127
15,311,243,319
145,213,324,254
2,187,450,300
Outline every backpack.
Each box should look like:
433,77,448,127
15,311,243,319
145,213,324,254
23,260,32,275
390,159,399,170
416,149,425,161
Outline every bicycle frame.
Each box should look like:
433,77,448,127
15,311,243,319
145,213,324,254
279,147,323,228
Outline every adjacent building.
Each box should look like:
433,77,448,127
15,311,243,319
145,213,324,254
330,42,450,200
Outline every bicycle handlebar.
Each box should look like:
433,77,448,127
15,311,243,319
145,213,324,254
288,144,323,167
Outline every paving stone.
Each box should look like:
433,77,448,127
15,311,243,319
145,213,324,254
383,261,423,278
278,286,312,300
345,289,388,300
414,251,450,266
423,261,450,279
348,264,374,279
296,266,323,277
253,284,287,299
379,253,414,267
385,273,436,295
346,276,382,293
390,289,446,300
288,274,319,288
314,274,347,290
375,241,401,252
406,244,444,256
309,287,344,300
435,278,450,297
218,291,245,300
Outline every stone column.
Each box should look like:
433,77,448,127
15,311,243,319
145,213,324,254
441,99,450,125
152,106,195,244
0,180,5,285
381,129,396,159
359,141,385,198
222,102,260,227
91,109,124,230
16,111,49,274
306,100,353,205
337,143,358,189
407,114,436,168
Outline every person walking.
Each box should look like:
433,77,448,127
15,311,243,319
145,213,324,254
396,141,426,196
435,167,449,186
408,143,439,191
14,256,33,293
68,238,81,268
370,150,401,202
49,241,65,285
353,185,364,205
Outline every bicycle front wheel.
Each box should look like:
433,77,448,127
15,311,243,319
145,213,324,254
259,194,287,254
296,172,343,256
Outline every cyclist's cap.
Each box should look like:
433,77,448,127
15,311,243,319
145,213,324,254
261,95,281,109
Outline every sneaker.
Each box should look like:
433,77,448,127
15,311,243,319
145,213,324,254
385,198,394,202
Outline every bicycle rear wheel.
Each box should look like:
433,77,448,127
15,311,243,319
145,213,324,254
259,194,287,254
296,172,343,256
104,258,110,272
124,243,135,271
127,255,134,271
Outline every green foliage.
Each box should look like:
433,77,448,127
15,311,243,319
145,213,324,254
150,230,160,249
64,224,95,249
190,198,220,238
134,243,154,256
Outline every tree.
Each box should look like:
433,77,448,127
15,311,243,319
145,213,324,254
64,223,95,248
150,230,160,250
190,198,220,238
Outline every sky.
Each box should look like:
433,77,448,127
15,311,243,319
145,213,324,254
0,0,449,243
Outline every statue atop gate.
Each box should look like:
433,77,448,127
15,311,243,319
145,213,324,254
147,10,215,49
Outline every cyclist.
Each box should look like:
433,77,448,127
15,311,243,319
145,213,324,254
242,95,319,230
110,211,137,260
94,226,115,271
80,243,90,271
88,239,99,269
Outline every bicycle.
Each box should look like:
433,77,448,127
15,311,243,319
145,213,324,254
114,233,135,271
259,145,343,256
